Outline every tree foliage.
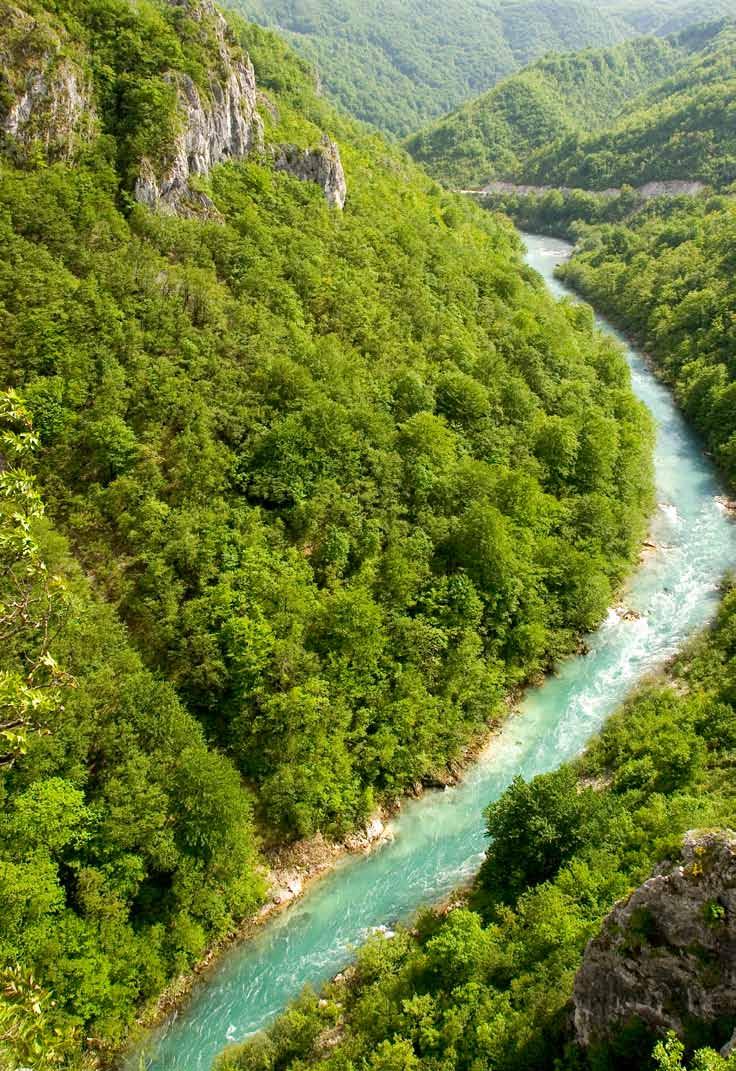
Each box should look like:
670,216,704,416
225,0,641,138
407,36,685,189
521,21,736,190
0,0,660,1063
407,18,736,193
220,586,736,1071
556,195,736,487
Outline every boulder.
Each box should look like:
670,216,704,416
574,830,736,1050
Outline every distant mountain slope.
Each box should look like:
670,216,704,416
220,0,730,138
221,0,636,136
521,20,736,188
608,0,736,35
406,36,685,189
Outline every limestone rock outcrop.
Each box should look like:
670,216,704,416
0,3,96,159
132,0,347,214
1,0,348,215
574,830,736,1052
275,135,348,209
134,0,263,215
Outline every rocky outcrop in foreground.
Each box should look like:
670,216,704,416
574,830,736,1054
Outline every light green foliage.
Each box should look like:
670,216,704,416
0,965,93,1071
0,390,69,769
522,21,736,189
0,0,658,1063
407,36,684,188
653,1033,736,1071
220,587,736,1071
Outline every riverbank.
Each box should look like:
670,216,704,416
123,704,512,1062
128,233,736,1071
123,604,649,1067
119,231,656,1067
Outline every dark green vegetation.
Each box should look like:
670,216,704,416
218,585,736,1071
224,0,648,138
409,18,736,192
558,196,736,485
0,0,657,1064
406,36,684,189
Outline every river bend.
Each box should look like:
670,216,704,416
138,233,736,1070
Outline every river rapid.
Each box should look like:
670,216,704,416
136,233,736,1070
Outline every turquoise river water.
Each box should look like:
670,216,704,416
137,233,736,1070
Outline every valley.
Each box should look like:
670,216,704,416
134,234,736,1070
1,0,736,1069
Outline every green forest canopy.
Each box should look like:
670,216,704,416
219,0,649,137
406,34,687,189
0,0,656,1063
558,195,736,484
520,19,736,188
407,18,736,190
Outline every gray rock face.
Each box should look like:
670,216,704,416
475,179,706,199
133,0,346,214
134,0,263,215
574,830,736,1051
275,135,348,209
0,4,96,158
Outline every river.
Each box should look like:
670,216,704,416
136,233,736,1070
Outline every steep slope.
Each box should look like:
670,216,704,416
406,35,685,189
219,587,736,1071
609,0,736,35
221,0,636,136
0,0,656,1064
521,20,736,188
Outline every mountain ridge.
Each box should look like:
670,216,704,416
407,17,736,191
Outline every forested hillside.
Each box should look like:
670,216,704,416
219,584,736,1071
221,0,638,136
408,18,736,191
406,36,685,189
217,185,736,1071
283,89,736,1071
220,0,731,138
608,0,735,34
0,0,656,1065
559,197,736,483
521,20,736,188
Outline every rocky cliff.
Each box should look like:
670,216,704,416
275,136,347,209
134,0,263,215
133,0,346,213
574,830,736,1055
0,0,347,213
0,1,96,159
